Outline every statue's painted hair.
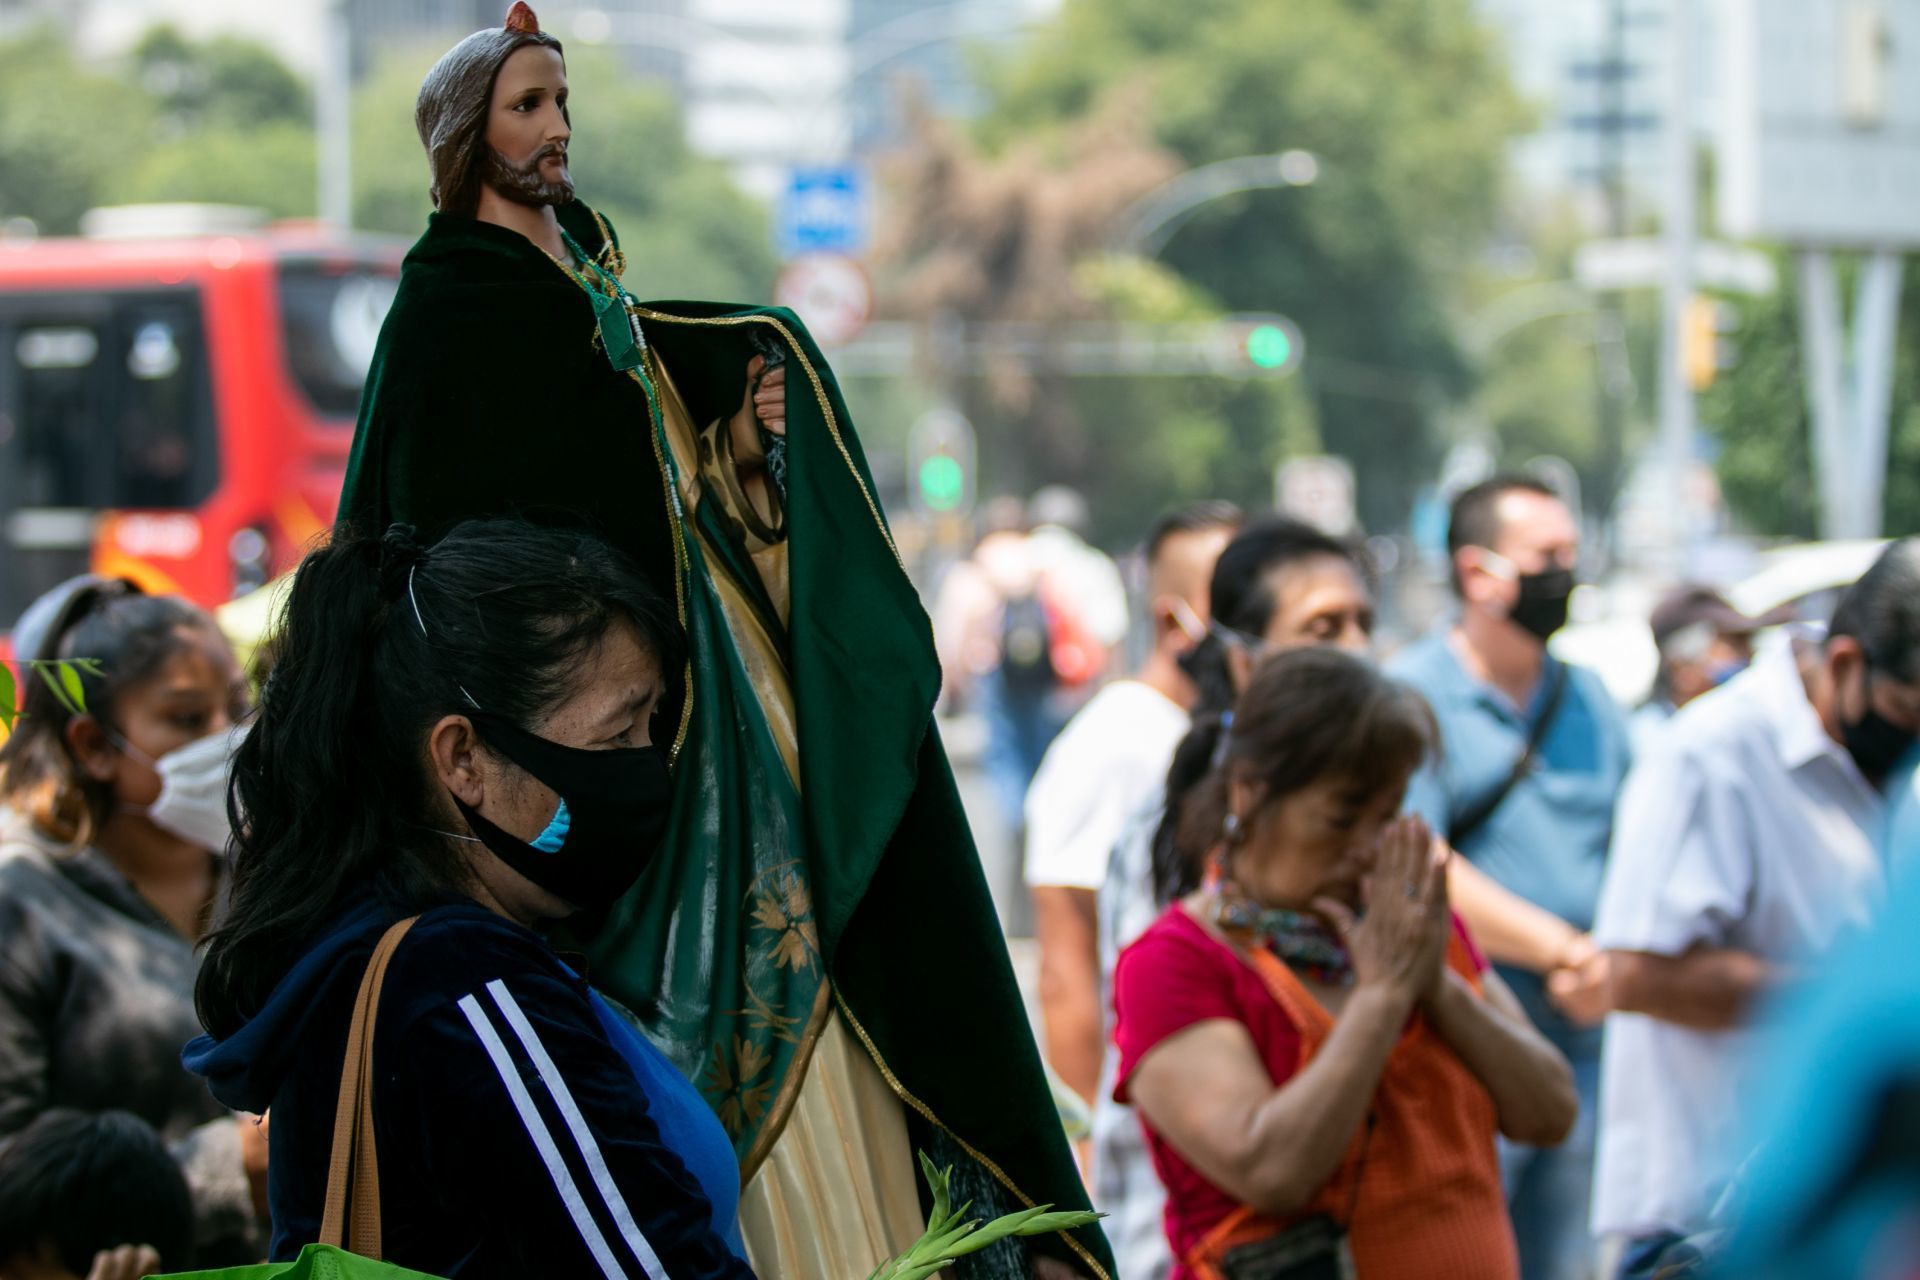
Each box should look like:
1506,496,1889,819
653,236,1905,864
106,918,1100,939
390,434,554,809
414,3,565,216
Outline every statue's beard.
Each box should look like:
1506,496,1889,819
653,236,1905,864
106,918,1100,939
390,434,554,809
483,143,573,207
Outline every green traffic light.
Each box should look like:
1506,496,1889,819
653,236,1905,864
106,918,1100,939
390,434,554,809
919,455,965,510
1246,323,1293,370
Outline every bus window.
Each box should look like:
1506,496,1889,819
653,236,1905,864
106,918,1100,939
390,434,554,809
0,289,215,621
13,322,105,507
116,301,217,509
277,263,397,419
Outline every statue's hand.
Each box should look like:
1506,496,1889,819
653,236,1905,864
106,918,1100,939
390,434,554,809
731,356,786,468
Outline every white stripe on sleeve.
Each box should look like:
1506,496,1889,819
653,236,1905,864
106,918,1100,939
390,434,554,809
456,994,630,1280
484,979,669,1280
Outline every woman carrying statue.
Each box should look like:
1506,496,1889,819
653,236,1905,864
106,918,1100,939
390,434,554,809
335,6,1107,1277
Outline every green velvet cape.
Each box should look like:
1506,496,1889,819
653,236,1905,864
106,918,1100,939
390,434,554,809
337,203,1110,1278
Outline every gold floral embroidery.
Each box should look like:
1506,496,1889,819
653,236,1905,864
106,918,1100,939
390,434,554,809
729,986,806,1045
749,871,820,975
704,1034,775,1137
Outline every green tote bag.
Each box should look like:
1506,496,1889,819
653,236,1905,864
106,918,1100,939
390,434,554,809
158,919,441,1280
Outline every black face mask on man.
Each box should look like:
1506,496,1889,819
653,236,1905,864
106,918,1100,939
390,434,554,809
1840,668,1917,785
1482,551,1575,644
450,711,671,911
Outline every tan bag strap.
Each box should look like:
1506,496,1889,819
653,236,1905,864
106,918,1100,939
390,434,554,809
319,916,418,1257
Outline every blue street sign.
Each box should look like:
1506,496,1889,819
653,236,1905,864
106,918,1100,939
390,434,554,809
777,165,871,258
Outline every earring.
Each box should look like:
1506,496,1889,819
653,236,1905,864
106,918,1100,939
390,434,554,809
1203,847,1261,935
1222,811,1244,844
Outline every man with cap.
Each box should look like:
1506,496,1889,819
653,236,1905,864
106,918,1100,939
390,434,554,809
336,7,1109,1278
1631,586,1790,756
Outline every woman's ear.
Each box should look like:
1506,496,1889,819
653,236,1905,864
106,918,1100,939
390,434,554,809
63,716,119,784
429,716,486,808
1227,776,1263,833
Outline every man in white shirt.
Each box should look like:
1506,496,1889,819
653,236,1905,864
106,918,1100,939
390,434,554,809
1592,539,1920,1277
1025,501,1239,1116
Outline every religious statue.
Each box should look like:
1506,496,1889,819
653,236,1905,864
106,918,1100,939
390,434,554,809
336,6,1109,1278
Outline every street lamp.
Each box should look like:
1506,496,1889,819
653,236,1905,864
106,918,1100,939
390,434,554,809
1114,150,1320,259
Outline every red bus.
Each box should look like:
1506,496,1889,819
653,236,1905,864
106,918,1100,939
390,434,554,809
0,205,402,643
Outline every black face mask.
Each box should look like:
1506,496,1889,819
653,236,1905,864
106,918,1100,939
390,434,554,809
1505,566,1575,644
1841,677,1917,785
451,712,672,911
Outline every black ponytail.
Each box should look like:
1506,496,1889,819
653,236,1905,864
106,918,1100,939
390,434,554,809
1151,710,1229,903
1151,517,1372,903
196,519,681,1038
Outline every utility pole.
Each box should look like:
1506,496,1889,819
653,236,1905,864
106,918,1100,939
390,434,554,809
1593,0,1631,547
317,0,353,232
1657,0,1698,571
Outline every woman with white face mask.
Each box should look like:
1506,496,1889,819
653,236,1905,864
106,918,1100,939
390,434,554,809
0,577,262,1268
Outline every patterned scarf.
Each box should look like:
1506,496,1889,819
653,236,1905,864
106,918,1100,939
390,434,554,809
1210,893,1356,987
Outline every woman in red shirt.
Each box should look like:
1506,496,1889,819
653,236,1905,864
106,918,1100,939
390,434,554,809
1113,647,1575,1279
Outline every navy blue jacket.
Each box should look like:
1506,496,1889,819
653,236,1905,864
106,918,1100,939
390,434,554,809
186,899,754,1278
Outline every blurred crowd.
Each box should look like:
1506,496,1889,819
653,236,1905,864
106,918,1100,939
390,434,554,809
0,475,1916,1278
962,477,1920,1280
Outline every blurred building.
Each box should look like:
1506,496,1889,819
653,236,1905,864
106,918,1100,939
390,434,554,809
845,0,1053,153
346,0,688,85
684,0,1059,199
1477,0,1717,230
0,0,1060,202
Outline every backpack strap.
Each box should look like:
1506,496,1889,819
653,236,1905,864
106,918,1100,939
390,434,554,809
1450,661,1570,849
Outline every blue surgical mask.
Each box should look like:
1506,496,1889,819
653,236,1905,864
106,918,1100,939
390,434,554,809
1706,659,1748,688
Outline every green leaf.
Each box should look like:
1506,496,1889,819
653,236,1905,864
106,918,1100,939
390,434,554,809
57,662,86,714
918,1150,952,1234
890,1264,947,1280
943,1205,1051,1256
32,663,79,716
922,1215,978,1257
1013,1209,1108,1234
0,661,15,733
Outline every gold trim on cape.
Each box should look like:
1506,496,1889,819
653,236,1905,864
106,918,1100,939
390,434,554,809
833,988,1113,1280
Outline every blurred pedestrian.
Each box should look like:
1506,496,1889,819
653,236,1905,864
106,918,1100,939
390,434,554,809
1114,648,1574,1279
1391,474,1632,1280
974,488,1129,833
1094,516,1374,1280
187,521,753,1276
0,1108,194,1280
1591,539,1920,1278
1025,486,1131,683
1630,586,1790,756
1027,500,1240,1116
932,496,1032,711
0,577,261,1264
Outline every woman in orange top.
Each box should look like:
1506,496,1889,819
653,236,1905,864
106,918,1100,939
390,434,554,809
1113,648,1576,1279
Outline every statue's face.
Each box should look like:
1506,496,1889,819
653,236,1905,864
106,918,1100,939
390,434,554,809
483,44,572,207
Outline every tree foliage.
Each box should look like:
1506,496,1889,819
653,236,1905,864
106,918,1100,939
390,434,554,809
1700,260,1920,538
132,25,311,131
0,28,154,232
872,90,1319,543
0,27,775,307
973,0,1528,531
